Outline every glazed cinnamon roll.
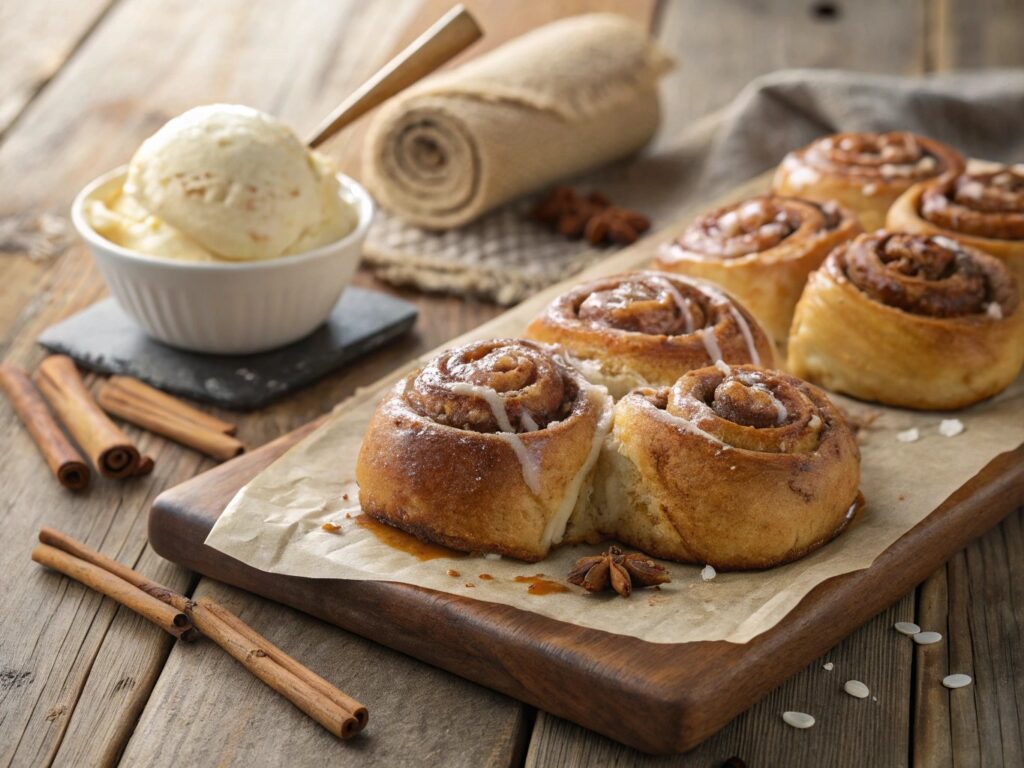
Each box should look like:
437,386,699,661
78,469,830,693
654,196,861,346
773,132,965,230
356,339,613,562
570,364,860,569
523,271,773,398
887,165,1024,292
788,233,1024,410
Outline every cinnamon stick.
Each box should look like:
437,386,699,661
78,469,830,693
34,356,140,478
36,527,367,739
103,376,237,435
0,364,90,491
97,381,244,462
31,543,194,640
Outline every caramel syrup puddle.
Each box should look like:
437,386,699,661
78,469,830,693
513,574,569,596
355,515,463,561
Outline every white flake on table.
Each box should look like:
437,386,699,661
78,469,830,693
942,674,972,689
939,419,964,437
913,631,943,645
894,621,920,635
782,711,815,729
701,564,717,581
844,680,870,699
896,428,920,443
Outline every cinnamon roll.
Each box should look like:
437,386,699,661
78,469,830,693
570,364,860,569
887,165,1024,292
356,339,613,562
523,271,773,398
788,232,1024,410
773,132,965,231
654,196,861,346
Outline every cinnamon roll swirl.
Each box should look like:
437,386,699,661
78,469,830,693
571,364,860,569
887,165,1024,292
654,196,861,346
788,233,1024,409
356,339,613,562
773,132,965,230
523,271,773,398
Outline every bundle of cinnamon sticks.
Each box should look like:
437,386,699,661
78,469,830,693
0,355,243,491
33,528,368,739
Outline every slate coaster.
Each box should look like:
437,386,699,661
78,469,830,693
37,288,417,410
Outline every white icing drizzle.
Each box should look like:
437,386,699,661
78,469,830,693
649,275,694,333
701,328,723,364
447,381,541,494
729,307,762,366
714,359,732,375
449,381,514,432
520,411,539,432
647,403,727,446
931,235,962,253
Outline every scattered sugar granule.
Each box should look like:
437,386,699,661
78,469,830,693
823,662,834,671
320,522,342,533
896,428,920,443
939,419,964,437
894,622,920,635
913,631,943,645
782,711,815,729
987,303,1003,319
844,680,870,699
701,564,717,581
942,674,972,689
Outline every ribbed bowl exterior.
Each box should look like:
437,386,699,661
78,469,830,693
72,169,373,355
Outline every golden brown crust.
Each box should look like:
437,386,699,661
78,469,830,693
787,232,1024,410
356,339,613,562
580,365,861,570
523,271,773,398
653,196,862,345
773,132,965,231
887,167,1024,294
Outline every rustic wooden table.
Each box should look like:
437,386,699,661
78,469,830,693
1,1,1021,766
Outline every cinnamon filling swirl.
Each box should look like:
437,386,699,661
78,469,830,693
796,131,954,182
650,366,828,454
575,275,704,335
835,233,1019,318
673,197,847,260
920,168,1024,240
404,339,579,434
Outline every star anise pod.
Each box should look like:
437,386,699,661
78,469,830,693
531,187,650,247
566,545,670,597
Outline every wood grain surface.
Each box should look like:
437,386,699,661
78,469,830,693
0,0,1022,766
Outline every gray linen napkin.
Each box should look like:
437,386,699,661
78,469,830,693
365,68,1024,304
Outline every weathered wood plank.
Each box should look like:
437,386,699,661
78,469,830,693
652,0,928,145
0,0,116,137
912,509,1024,767
931,0,1024,70
523,594,914,766
119,579,530,768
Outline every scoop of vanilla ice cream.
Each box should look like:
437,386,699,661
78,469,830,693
121,104,356,261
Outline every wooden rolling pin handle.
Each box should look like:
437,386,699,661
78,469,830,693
307,4,482,148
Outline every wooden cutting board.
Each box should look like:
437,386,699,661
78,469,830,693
149,175,1024,754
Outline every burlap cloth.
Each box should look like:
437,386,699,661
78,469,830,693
364,68,1024,304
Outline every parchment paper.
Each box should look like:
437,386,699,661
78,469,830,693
205,194,1024,645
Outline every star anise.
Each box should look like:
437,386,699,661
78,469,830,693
567,546,670,597
531,187,650,246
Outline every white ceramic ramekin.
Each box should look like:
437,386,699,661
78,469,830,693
71,167,374,355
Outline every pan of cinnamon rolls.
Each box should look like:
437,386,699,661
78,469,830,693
355,129,1024,573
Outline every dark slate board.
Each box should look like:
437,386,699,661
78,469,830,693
37,288,417,410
